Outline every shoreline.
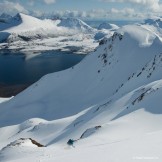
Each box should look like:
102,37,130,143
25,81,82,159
0,84,29,97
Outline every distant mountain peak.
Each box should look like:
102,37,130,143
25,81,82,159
12,13,23,21
98,22,119,30
58,17,95,33
144,17,162,28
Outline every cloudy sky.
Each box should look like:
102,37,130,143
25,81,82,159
0,0,162,20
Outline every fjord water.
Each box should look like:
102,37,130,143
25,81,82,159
0,51,84,96
0,51,84,85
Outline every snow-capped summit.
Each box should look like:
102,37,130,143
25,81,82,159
12,13,22,22
98,22,119,30
6,13,58,32
0,13,43,31
0,13,61,42
95,22,119,40
94,22,119,40
58,17,95,33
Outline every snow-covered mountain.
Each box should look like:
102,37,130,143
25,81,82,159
1,23,162,161
0,13,98,53
94,29,113,40
0,13,62,42
94,22,119,40
144,17,162,28
141,16,162,39
58,17,96,33
98,22,119,30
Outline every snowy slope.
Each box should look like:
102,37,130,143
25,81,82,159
1,24,162,161
1,81,162,162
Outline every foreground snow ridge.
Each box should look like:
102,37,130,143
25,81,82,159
1,23,162,162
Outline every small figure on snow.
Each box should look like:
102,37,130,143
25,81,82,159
67,139,75,147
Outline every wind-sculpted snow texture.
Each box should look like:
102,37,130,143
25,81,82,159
1,18,162,162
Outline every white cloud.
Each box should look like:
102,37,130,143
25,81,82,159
101,0,159,6
110,8,134,15
44,8,141,20
43,0,56,4
48,10,88,19
27,0,162,20
101,0,161,11
0,0,159,20
27,0,56,6
48,7,162,20
105,8,137,19
0,1,29,15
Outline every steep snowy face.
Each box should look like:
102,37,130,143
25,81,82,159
0,24,162,127
98,22,119,30
58,18,95,33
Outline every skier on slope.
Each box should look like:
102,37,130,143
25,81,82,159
67,139,76,147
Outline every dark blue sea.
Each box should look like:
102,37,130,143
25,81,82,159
0,51,84,85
